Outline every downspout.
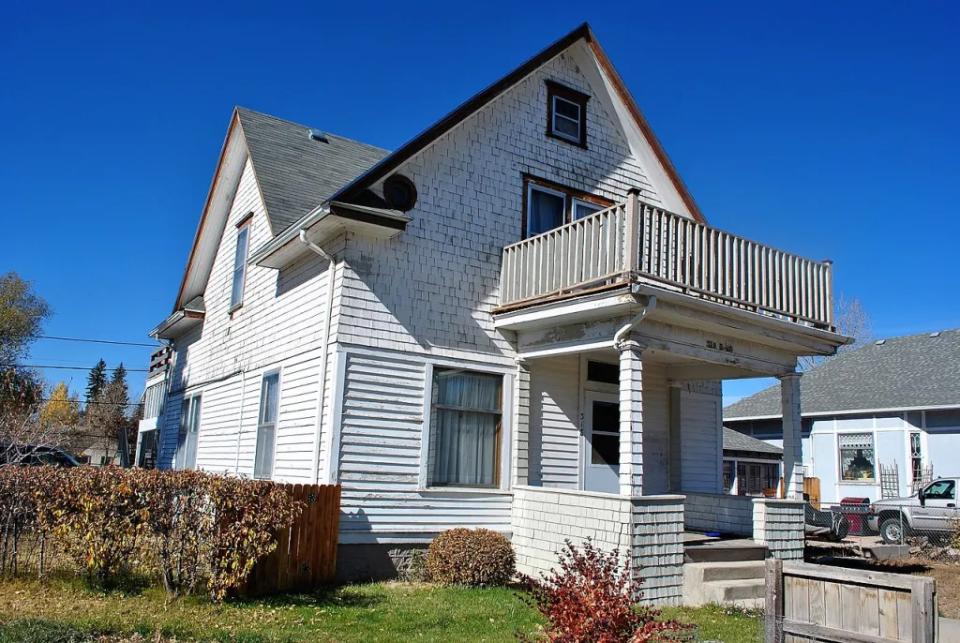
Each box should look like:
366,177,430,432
613,295,657,347
299,230,337,484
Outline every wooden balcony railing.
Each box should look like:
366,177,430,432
499,192,834,330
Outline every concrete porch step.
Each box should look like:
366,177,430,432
684,542,768,563
686,560,766,583
682,560,766,608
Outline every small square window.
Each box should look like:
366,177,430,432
546,81,588,147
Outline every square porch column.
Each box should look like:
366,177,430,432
618,338,645,497
779,371,804,499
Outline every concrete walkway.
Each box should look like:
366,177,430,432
940,616,960,641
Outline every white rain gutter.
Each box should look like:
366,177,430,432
613,295,657,347
299,230,337,484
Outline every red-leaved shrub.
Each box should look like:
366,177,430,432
522,539,689,642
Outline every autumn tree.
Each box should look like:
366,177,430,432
84,364,135,465
0,272,51,366
40,382,80,428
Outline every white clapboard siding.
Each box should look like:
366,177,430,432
337,351,512,542
530,356,581,489
680,389,723,493
158,158,333,483
637,362,670,495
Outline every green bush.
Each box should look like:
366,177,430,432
426,528,515,587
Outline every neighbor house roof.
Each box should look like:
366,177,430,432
236,107,390,234
723,427,782,455
724,329,960,419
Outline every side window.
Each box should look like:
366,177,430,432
924,480,955,500
254,371,280,479
230,222,250,311
175,394,201,470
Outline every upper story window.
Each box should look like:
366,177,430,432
523,177,613,238
546,80,589,147
230,218,251,311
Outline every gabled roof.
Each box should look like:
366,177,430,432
724,329,960,419
331,22,705,223
723,427,783,455
236,108,389,234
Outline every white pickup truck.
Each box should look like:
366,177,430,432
867,478,959,543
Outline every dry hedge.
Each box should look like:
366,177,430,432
425,527,515,587
0,466,301,601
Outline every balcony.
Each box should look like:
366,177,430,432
498,192,834,331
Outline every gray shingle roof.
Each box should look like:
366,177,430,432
236,108,389,234
723,427,782,455
724,329,960,419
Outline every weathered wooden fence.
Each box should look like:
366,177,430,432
246,483,341,595
765,559,936,643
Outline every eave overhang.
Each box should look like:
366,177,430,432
251,201,410,269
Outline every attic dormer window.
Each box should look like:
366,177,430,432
546,80,588,148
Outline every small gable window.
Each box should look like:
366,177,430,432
546,80,588,147
230,218,251,311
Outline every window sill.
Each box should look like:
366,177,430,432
418,487,513,496
840,480,878,485
546,130,587,149
228,303,243,316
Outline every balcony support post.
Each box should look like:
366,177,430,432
618,337,645,497
779,371,804,499
624,188,641,275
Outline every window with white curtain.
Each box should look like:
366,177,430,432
230,223,250,310
428,368,503,488
254,371,280,479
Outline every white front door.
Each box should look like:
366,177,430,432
583,392,620,494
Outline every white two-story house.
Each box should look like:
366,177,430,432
142,24,847,602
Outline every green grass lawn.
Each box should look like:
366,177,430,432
0,575,761,642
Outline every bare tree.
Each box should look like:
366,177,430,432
799,295,874,371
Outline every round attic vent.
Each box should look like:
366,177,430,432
383,174,417,212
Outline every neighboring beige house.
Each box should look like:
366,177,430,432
140,24,847,601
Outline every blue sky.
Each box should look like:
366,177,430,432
1,1,957,403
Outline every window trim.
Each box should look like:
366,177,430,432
229,218,251,313
175,393,202,471
521,175,614,239
253,369,281,480
546,80,589,147
419,362,513,492
837,431,877,483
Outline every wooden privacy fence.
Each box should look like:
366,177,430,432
765,559,936,643
246,483,341,595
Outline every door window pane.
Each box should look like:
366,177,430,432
527,186,565,236
254,372,280,479
590,401,619,466
924,480,954,500
429,369,502,487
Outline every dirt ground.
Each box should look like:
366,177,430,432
812,555,960,618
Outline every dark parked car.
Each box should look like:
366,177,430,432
0,445,80,467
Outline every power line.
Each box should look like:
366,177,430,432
12,364,149,373
33,334,161,348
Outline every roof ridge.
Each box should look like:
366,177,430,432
235,106,390,154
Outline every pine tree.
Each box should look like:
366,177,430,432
111,363,127,388
86,359,107,402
